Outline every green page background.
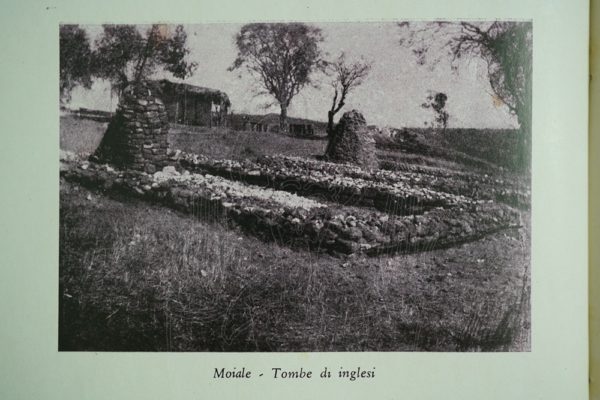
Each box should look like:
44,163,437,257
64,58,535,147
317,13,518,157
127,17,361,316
0,0,589,399
590,0,598,398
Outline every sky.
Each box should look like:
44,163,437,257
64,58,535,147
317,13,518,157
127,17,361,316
67,22,519,129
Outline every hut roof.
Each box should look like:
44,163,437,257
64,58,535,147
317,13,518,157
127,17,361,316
150,79,231,107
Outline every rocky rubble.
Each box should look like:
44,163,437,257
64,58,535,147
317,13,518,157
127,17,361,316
259,155,530,210
60,158,522,257
177,152,476,215
152,166,324,211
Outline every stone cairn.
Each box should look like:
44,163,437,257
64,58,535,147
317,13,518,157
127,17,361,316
93,82,169,174
325,110,378,169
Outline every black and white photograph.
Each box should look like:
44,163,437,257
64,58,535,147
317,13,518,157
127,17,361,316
59,21,532,352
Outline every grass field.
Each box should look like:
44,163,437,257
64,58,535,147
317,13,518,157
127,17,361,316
170,128,326,161
59,114,531,351
60,115,108,154
375,127,530,172
60,180,529,351
60,116,529,170
61,115,326,161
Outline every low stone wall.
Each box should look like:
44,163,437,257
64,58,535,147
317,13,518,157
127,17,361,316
178,153,474,216
175,152,530,211
61,158,522,257
259,155,531,210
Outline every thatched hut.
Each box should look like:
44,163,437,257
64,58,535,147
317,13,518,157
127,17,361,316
150,79,231,127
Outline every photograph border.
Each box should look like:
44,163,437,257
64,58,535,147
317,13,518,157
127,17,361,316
0,0,589,398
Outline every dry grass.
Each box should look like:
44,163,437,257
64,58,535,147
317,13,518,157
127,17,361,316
60,115,326,160
59,181,530,352
59,114,530,351
376,149,477,173
59,116,108,155
169,128,326,161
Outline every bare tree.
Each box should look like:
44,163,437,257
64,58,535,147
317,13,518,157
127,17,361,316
324,53,372,153
399,21,532,167
229,23,324,133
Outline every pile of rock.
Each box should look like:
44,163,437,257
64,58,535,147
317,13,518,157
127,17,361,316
93,82,169,174
61,159,522,257
258,155,530,209
178,151,475,215
325,110,378,169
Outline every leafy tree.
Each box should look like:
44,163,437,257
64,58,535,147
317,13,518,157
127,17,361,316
94,24,197,97
324,53,371,154
230,23,324,133
422,91,449,131
59,25,93,103
399,21,532,167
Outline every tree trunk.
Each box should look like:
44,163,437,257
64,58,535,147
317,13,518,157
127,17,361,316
279,104,288,134
324,110,336,157
327,110,336,137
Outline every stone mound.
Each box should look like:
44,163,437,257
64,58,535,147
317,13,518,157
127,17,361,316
325,110,377,169
93,82,169,174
